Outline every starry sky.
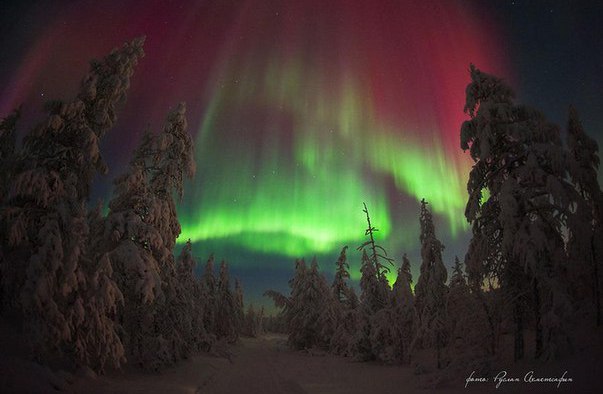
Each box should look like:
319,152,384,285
1,0,602,308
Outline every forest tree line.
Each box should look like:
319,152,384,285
265,65,603,379
0,38,262,373
0,37,600,380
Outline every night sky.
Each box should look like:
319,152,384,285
1,0,602,308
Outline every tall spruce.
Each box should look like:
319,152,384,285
566,106,603,326
216,260,237,342
0,108,19,203
412,199,448,369
332,246,350,303
461,65,577,360
100,102,195,369
176,240,209,354
390,253,414,363
201,254,217,339
0,38,143,370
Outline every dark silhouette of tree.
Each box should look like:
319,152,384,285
461,65,577,361
0,108,19,203
390,253,414,363
357,202,394,280
332,246,350,303
566,106,603,327
0,38,143,371
412,199,448,369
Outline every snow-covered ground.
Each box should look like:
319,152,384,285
72,332,600,394
3,330,600,393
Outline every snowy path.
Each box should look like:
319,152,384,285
200,334,415,394
66,333,596,393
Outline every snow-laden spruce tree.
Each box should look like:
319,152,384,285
0,109,20,311
389,253,415,364
566,106,603,326
215,260,237,342
100,102,195,369
0,109,19,203
461,65,577,361
233,278,245,335
146,102,196,364
101,147,168,368
329,246,360,355
412,199,448,370
443,257,491,375
288,257,329,349
0,38,143,371
351,203,394,361
332,246,351,303
244,303,264,337
316,264,341,350
176,240,209,353
200,254,217,340
352,250,379,360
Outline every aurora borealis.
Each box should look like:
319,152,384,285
2,0,602,303
177,0,508,262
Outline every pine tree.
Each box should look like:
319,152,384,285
355,248,391,361
443,257,492,377
288,257,328,349
354,203,394,361
244,303,264,337
176,240,208,354
412,199,448,370
0,108,19,203
357,202,394,281
461,65,576,361
328,245,358,355
0,109,20,311
566,106,603,326
100,102,196,369
0,38,143,370
332,246,350,303
216,260,237,342
201,254,217,340
233,278,245,336
390,253,414,363
317,267,340,350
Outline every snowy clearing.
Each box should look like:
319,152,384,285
54,333,598,394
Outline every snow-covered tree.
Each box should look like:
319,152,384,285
389,253,414,364
357,202,394,281
176,240,208,353
0,38,143,371
353,202,394,361
99,102,196,369
215,260,237,342
233,278,245,335
461,65,576,361
329,290,359,356
200,254,217,338
0,109,20,310
328,246,359,355
445,258,490,366
412,199,448,370
288,257,328,349
316,273,340,350
244,304,264,337
566,106,603,326
332,246,350,303
0,108,19,203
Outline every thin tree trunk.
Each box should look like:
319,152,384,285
476,290,497,355
513,301,524,361
533,279,542,359
436,331,441,369
592,235,601,327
